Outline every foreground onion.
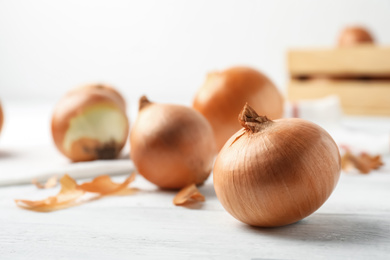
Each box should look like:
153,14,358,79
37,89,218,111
51,84,129,162
130,96,217,189
213,104,341,227
193,66,284,150
338,26,374,47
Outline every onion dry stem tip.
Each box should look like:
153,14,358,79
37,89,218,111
139,96,152,110
239,103,272,133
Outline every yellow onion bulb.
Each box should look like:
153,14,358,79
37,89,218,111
213,104,341,227
51,84,129,162
338,26,374,47
193,66,284,150
130,96,217,189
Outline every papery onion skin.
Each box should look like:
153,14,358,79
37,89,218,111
338,26,374,47
213,104,341,227
130,96,217,189
51,84,129,162
193,66,284,150
68,83,127,111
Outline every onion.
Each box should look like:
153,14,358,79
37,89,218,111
130,96,217,189
338,26,374,47
51,84,129,162
193,66,284,150
213,104,341,227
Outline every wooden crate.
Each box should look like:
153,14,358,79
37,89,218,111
288,46,390,116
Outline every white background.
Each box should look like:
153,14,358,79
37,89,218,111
0,0,389,105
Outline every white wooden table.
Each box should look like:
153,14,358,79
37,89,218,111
1,102,390,259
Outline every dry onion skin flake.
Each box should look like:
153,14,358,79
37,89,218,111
213,104,341,227
130,96,217,189
193,66,284,150
341,151,383,174
16,174,85,212
78,173,136,195
173,183,205,206
16,173,136,212
32,176,58,189
51,84,129,162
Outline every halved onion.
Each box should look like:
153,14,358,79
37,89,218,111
51,84,129,162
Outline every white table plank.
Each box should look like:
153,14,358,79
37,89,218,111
1,169,390,260
1,102,390,259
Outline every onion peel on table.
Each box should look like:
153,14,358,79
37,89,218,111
15,172,137,212
16,174,85,212
173,183,205,206
79,173,137,195
32,176,59,189
341,151,384,174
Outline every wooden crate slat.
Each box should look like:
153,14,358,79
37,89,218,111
288,46,390,77
288,80,390,116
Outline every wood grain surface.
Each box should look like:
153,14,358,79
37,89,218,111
1,167,390,259
1,103,390,259
288,79,390,116
288,46,390,77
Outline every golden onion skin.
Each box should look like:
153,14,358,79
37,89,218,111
193,66,284,151
68,83,127,112
130,97,217,190
213,105,341,227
